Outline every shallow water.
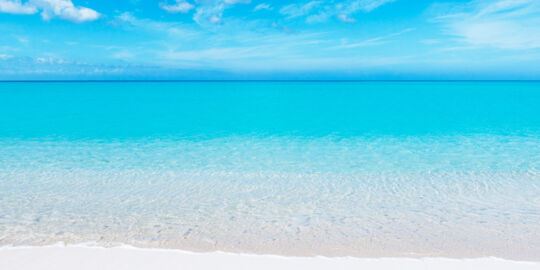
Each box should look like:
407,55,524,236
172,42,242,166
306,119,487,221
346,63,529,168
0,82,539,260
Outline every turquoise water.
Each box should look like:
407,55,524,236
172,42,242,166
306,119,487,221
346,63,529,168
0,82,539,259
1,82,539,138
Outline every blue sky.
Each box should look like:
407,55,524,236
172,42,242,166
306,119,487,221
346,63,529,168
1,0,539,79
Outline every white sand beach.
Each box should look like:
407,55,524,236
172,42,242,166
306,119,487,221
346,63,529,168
1,245,539,270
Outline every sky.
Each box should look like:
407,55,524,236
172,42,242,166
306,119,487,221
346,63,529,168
1,0,540,80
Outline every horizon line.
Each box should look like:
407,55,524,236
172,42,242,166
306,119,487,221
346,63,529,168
1,79,540,83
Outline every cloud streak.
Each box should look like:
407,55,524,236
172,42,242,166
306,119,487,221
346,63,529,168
433,0,540,50
156,0,252,25
280,1,321,19
116,12,198,39
281,0,395,23
253,3,271,11
335,28,414,49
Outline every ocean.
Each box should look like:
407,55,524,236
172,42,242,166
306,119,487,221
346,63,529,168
0,81,539,260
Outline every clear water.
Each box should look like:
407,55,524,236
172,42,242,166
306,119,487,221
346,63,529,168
0,82,539,260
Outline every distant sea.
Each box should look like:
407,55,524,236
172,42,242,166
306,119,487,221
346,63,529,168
0,81,539,260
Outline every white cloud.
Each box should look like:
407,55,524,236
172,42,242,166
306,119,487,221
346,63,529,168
337,14,355,23
187,0,250,25
0,0,99,22
280,0,394,23
349,0,395,12
193,3,224,25
253,3,271,11
306,12,330,23
0,0,37,14
434,0,540,50
33,0,100,22
159,0,194,13
209,14,220,23
280,1,320,19
452,20,540,49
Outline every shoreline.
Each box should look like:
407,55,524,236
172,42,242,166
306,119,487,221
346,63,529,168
1,244,539,270
3,240,540,262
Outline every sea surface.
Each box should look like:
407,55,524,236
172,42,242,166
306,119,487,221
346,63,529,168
0,81,539,260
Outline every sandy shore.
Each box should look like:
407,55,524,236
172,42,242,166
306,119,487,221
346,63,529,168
1,245,539,270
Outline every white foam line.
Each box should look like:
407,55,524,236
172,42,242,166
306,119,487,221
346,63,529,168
1,245,539,270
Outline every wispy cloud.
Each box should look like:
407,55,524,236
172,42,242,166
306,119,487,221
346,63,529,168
0,55,126,76
193,3,225,25
161,46,275,63
334,28,414,49
350,0,395,12
223,0,250,3
116,12,199,39
281,0,395,23
280,1,320,19
253,3,272,11
0,0,100,23
155,0,393,26
148,29,336,70
337,14,355,23
433,0,540,50
271,22,294,34
0,54,14,59
156,0,251,25
159,0,194,13
14,35,30,44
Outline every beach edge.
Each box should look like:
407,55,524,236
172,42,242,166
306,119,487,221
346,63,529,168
1,245,539,270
